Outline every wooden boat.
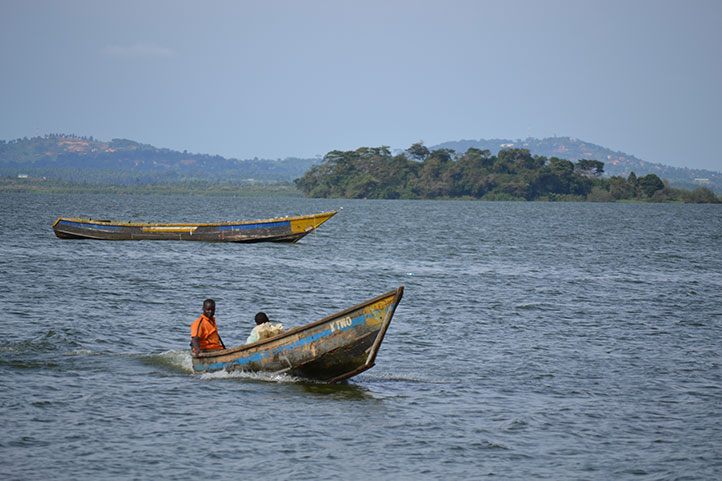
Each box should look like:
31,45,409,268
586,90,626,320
192,287,404,383
52,210,337,242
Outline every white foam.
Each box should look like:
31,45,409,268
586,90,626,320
199,368,305,383
64,349,95,355
157,349,194,372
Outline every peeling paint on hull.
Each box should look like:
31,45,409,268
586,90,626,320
192,287,404,383
52,211,338,243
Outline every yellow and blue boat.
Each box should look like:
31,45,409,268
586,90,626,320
52,210,337,243
192,287,404,383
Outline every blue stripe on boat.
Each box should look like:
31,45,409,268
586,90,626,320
60,220,122,230
218,220,290,231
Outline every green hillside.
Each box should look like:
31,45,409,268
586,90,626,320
0,134,316,184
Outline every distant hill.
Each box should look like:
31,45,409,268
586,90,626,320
0,134,316,184
2,134,720,193
431,137,722,193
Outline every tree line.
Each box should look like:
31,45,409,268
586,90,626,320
294,143,720,203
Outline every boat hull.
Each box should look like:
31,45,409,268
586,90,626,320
192,287,404,383
52,211,337,242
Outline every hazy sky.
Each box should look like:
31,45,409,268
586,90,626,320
2,0,721,171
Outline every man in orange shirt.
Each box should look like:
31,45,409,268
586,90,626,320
190,299,225,357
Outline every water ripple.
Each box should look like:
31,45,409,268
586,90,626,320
1,194,721,480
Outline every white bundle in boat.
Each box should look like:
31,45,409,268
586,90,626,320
256,322,284,340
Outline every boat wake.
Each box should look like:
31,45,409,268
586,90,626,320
144,349,194,373
361,371,450,384
199,368,306,384
144,350,315,383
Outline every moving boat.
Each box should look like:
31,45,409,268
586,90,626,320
192,287,404,383
52,210,337,242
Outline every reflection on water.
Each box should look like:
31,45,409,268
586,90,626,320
294,381,377,400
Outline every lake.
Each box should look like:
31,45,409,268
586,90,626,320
2,192,721,480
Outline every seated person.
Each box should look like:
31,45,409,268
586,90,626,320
190,299,225,356
246,311,284,344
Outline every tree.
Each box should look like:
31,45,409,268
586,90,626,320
428,148,455,163
575,159,605,177
417,155,449,198
547,157,575,193
462,148,493,168
498,148,542,170
453,148,494,197
405,142,430,162
638,173,664,198
608,176,634,200
684,187,720,203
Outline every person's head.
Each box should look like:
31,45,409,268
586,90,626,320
255,312,269,325
203,299,215,319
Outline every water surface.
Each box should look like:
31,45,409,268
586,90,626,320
2,193,721,480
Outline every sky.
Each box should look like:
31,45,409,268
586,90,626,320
1,0,721,171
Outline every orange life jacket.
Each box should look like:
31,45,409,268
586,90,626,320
190,315,223,351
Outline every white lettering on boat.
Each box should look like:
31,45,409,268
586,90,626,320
329,316,353,333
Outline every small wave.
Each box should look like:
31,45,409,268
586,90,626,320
142,349,194,373
5,329,82,353
199,369,304,383
362,371,449,384
0,358,60,369
64,349,95,355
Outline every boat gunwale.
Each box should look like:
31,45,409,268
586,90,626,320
194,287,404,361
52,210,338,229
